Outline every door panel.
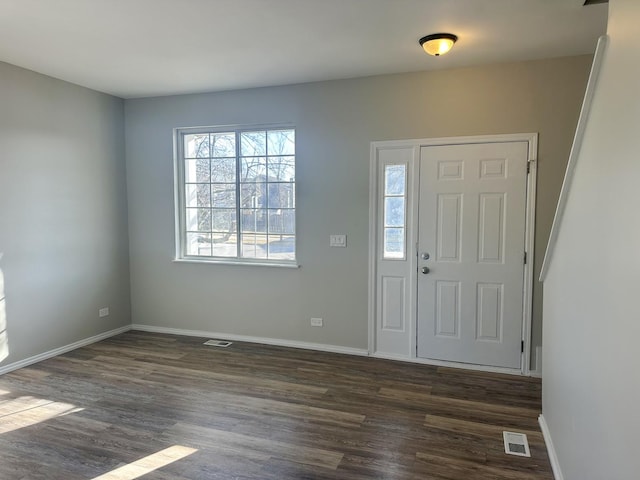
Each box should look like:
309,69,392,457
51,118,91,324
436,194,462,261
435,281,460,337
381,276,405,331
417,142,528,369
478,193,505,263
476,283,503,341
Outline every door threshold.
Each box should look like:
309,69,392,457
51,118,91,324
371,351,526,376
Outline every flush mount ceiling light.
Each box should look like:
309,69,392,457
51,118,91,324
419,33,458,56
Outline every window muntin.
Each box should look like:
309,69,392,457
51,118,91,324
382,164,407,259
177,127,296,264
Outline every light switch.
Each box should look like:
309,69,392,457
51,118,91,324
329,234,347,247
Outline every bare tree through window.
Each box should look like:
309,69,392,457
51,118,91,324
179,127,295,263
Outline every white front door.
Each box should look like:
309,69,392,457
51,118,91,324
416,142,529,369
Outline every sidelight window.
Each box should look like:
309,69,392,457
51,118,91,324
382,164,407,259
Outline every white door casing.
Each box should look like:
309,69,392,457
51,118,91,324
417,142,528,369
368,134,537,375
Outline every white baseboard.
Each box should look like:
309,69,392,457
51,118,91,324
0,325,131,376
372,351,524,376
526,345,543,377
131,324,369,357
539,414,564,480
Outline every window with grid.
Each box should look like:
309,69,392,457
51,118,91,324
175,126,296,265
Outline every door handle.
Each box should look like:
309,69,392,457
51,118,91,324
421,266,430,274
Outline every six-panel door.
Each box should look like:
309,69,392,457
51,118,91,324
416,142,528,369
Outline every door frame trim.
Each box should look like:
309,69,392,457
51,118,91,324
368,133,538,376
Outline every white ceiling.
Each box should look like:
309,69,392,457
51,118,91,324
0,0,607,99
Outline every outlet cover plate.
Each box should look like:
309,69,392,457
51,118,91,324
98,307,109,317
329,235,347,247
310,317,323,327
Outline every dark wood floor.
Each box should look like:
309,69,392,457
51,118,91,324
0,331,553,479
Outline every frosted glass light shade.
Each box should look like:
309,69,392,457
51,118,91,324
419,33,458,56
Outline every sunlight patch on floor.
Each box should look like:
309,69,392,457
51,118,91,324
92,445,198,480
0,395,83,434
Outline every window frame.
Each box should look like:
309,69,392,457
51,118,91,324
381,162,408,261
173,124,298,268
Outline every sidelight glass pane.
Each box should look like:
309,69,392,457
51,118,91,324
384,228,405,259
385,164,406,195
384,197,405,227
382,163,406,259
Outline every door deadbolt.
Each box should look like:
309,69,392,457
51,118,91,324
421,252,430,260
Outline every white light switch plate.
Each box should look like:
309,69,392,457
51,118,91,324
329,234,347,247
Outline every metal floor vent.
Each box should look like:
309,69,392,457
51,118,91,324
503,431,531,457
203,339,233,347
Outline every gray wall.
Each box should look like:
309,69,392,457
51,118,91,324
125,55,591,365
543,0,640,478
0,62,130,367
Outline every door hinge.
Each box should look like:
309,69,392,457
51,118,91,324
524,251,527,264
521,340,525,353
527,161,531,174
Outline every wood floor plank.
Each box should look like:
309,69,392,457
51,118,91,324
425,414,543,440
0,331,553,479
166,422,344,470
422,394,542,431
141,360,330,396
415,451,554,480
377,386,434,404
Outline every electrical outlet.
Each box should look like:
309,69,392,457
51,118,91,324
98,307,110,318
329,235,347,247
310,317,323,327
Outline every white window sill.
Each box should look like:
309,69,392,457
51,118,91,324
173,258,300,269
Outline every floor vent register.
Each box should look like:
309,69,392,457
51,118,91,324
503,431,531,457
203,339,233,347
